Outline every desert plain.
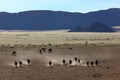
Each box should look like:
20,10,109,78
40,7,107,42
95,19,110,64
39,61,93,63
0,30,120,80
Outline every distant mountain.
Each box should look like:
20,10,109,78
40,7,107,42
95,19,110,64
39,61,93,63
0,8,120,30
88,22,115,32
70,22,115,32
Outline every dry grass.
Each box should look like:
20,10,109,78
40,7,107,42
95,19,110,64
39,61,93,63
0,31,120,45
0,31,120,80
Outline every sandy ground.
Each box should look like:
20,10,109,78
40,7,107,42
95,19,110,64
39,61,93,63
0,31,120,80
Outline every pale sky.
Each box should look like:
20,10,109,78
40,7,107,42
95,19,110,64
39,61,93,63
0,0,120,13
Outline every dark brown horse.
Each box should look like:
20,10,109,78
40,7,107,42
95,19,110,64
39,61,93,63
27,59,31,66
12,51,16,56
95,60,98,66
42,48,46,53
86,61,89,67
74,57,78,62
39,49,42,54
62,59,66,65
19,61,22,67
15,61,18,68
78,59,80,63
90,61,94,67
69,59,72,66
48,48,52,53
49,61,52,67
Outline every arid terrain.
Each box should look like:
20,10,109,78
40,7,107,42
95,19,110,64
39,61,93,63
0,31,120,80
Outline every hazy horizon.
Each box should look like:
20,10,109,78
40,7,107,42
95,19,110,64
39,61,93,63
0,0,120,13
0,8,119,14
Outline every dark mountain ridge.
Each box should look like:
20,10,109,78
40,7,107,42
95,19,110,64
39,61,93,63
70,22,115,32
0,8,120,30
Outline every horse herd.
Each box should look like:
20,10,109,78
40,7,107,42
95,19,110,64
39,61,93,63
12,48,99,68
14,59,31,68
48,57,99,67
14,58,99,68
39,48,52,54
13,48,52,68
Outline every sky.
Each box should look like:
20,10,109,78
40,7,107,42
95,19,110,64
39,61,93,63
0,0,120,13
